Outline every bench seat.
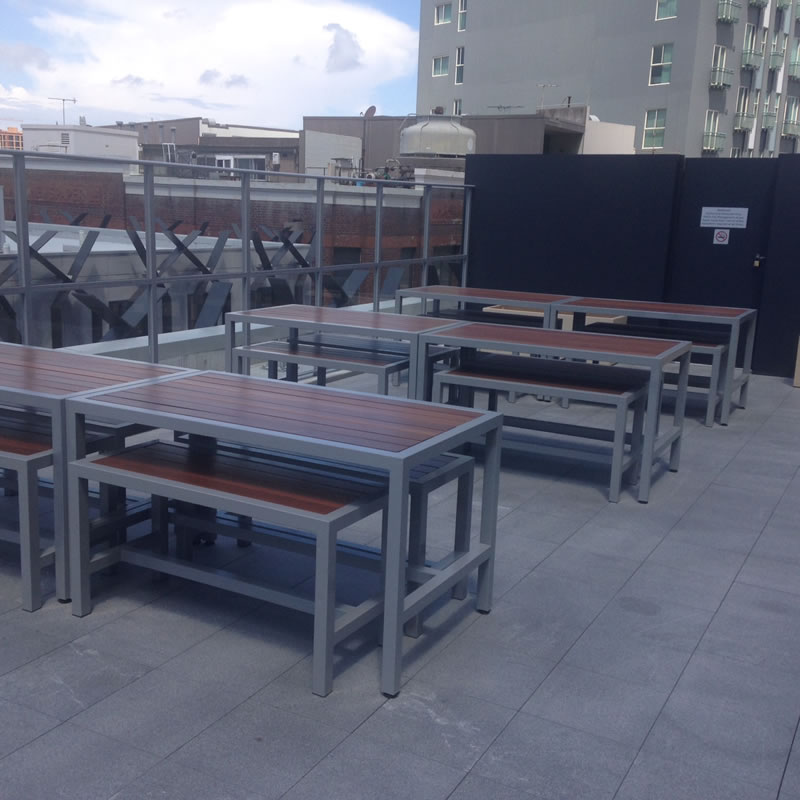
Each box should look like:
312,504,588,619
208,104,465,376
234,340,409,394
70,439,391,696
584,321,729,427
433,354,648,502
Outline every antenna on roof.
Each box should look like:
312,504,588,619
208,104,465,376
48,96,77,126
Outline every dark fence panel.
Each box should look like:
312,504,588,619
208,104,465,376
464,154,682,300
754,155,800,377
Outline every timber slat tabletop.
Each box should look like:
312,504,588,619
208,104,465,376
557,297,751,318
81,370,484,454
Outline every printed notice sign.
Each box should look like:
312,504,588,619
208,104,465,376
713,229,730,245
701,207,749,229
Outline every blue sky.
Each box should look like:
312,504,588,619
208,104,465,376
0,0,421,128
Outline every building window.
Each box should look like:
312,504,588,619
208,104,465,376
786,96,800,124
455,46,465,84
736,86,749,114
649,43,673,84
434,3,452,24
655,0,677,19
731,146,742,158
458,0,467,31
705,109,720,134
643,108,667,148
453,98,463,115
432,56,449,76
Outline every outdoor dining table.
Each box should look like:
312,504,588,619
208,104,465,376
551,297,757,425
416,322,692,503
64,370,503,697
224,304,463,398
0,342,186,601
394,285,575,328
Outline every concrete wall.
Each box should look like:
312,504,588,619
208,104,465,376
582,120,636,155
300,130,363,175
22,126,140,162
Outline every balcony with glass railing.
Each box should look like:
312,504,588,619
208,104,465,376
741,50,763,70
769,50,786,71
782,120,800,137
788,61,800,80
762,111,777,129
710,67,734,88
702,131,727,152
775,0,791,9
717,0,742,21
749,0,768,7
734,112,756,131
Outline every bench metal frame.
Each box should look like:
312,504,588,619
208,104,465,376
433,367,646,502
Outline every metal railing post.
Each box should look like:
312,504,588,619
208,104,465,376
421,185,432,286
373,183,384,310
240,172,251,313
143,164,159,363
461,186,472,287
12,153,33,344
314,178,325,306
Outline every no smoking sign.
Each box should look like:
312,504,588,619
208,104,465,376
713,229,730,245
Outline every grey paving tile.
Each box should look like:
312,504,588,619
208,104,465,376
281,735,464,800
0,617,68,677
751,522,800,566
0,639,149,720
565,522,664,562
0,721,158,800
536,543,639,592
73,584,257,668
621,561,733,612
446,774,538,800
255,648,389,733
521,663,668,747
159,605,310,694
646,538,746,581
0,698,60,759
616,751,775,800
737,554,800,597
70,668,247,757
172,701,348,799
109,757,265,800
673,650,800,727
495,505,591,546
699,582,800,673
473,713,636,800
780,737,800,800
352,681,514,771
641,694,795,793
666,518,764,555
412,634,554,710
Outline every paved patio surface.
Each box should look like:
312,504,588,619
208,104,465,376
0,373,798,799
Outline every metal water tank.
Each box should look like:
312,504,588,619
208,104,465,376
399,116,476,157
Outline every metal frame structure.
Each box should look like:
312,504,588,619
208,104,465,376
551,298,757,426
64,370,503,697
0,342,189,602
224,304,465,399
0,149,473,358
395,285,577,328
416,323,692,503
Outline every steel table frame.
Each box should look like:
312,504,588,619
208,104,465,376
64,370,503,697
552,298,757,425
0,342,190,602
225,304,463,399
395,285,577,329
417,323,691,503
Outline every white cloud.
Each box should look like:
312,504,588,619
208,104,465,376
5,0,418,127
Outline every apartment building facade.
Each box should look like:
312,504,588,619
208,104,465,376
417,0,800,157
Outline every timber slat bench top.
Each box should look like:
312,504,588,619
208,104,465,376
0,426,53,456
240,341,409,369
453,354,650,395
398,285,574,304
583,322,729,349
92,441,383,515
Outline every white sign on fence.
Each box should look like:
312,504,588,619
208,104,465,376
700,207,749,229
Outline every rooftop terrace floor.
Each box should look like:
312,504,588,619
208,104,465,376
0,372,798,800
